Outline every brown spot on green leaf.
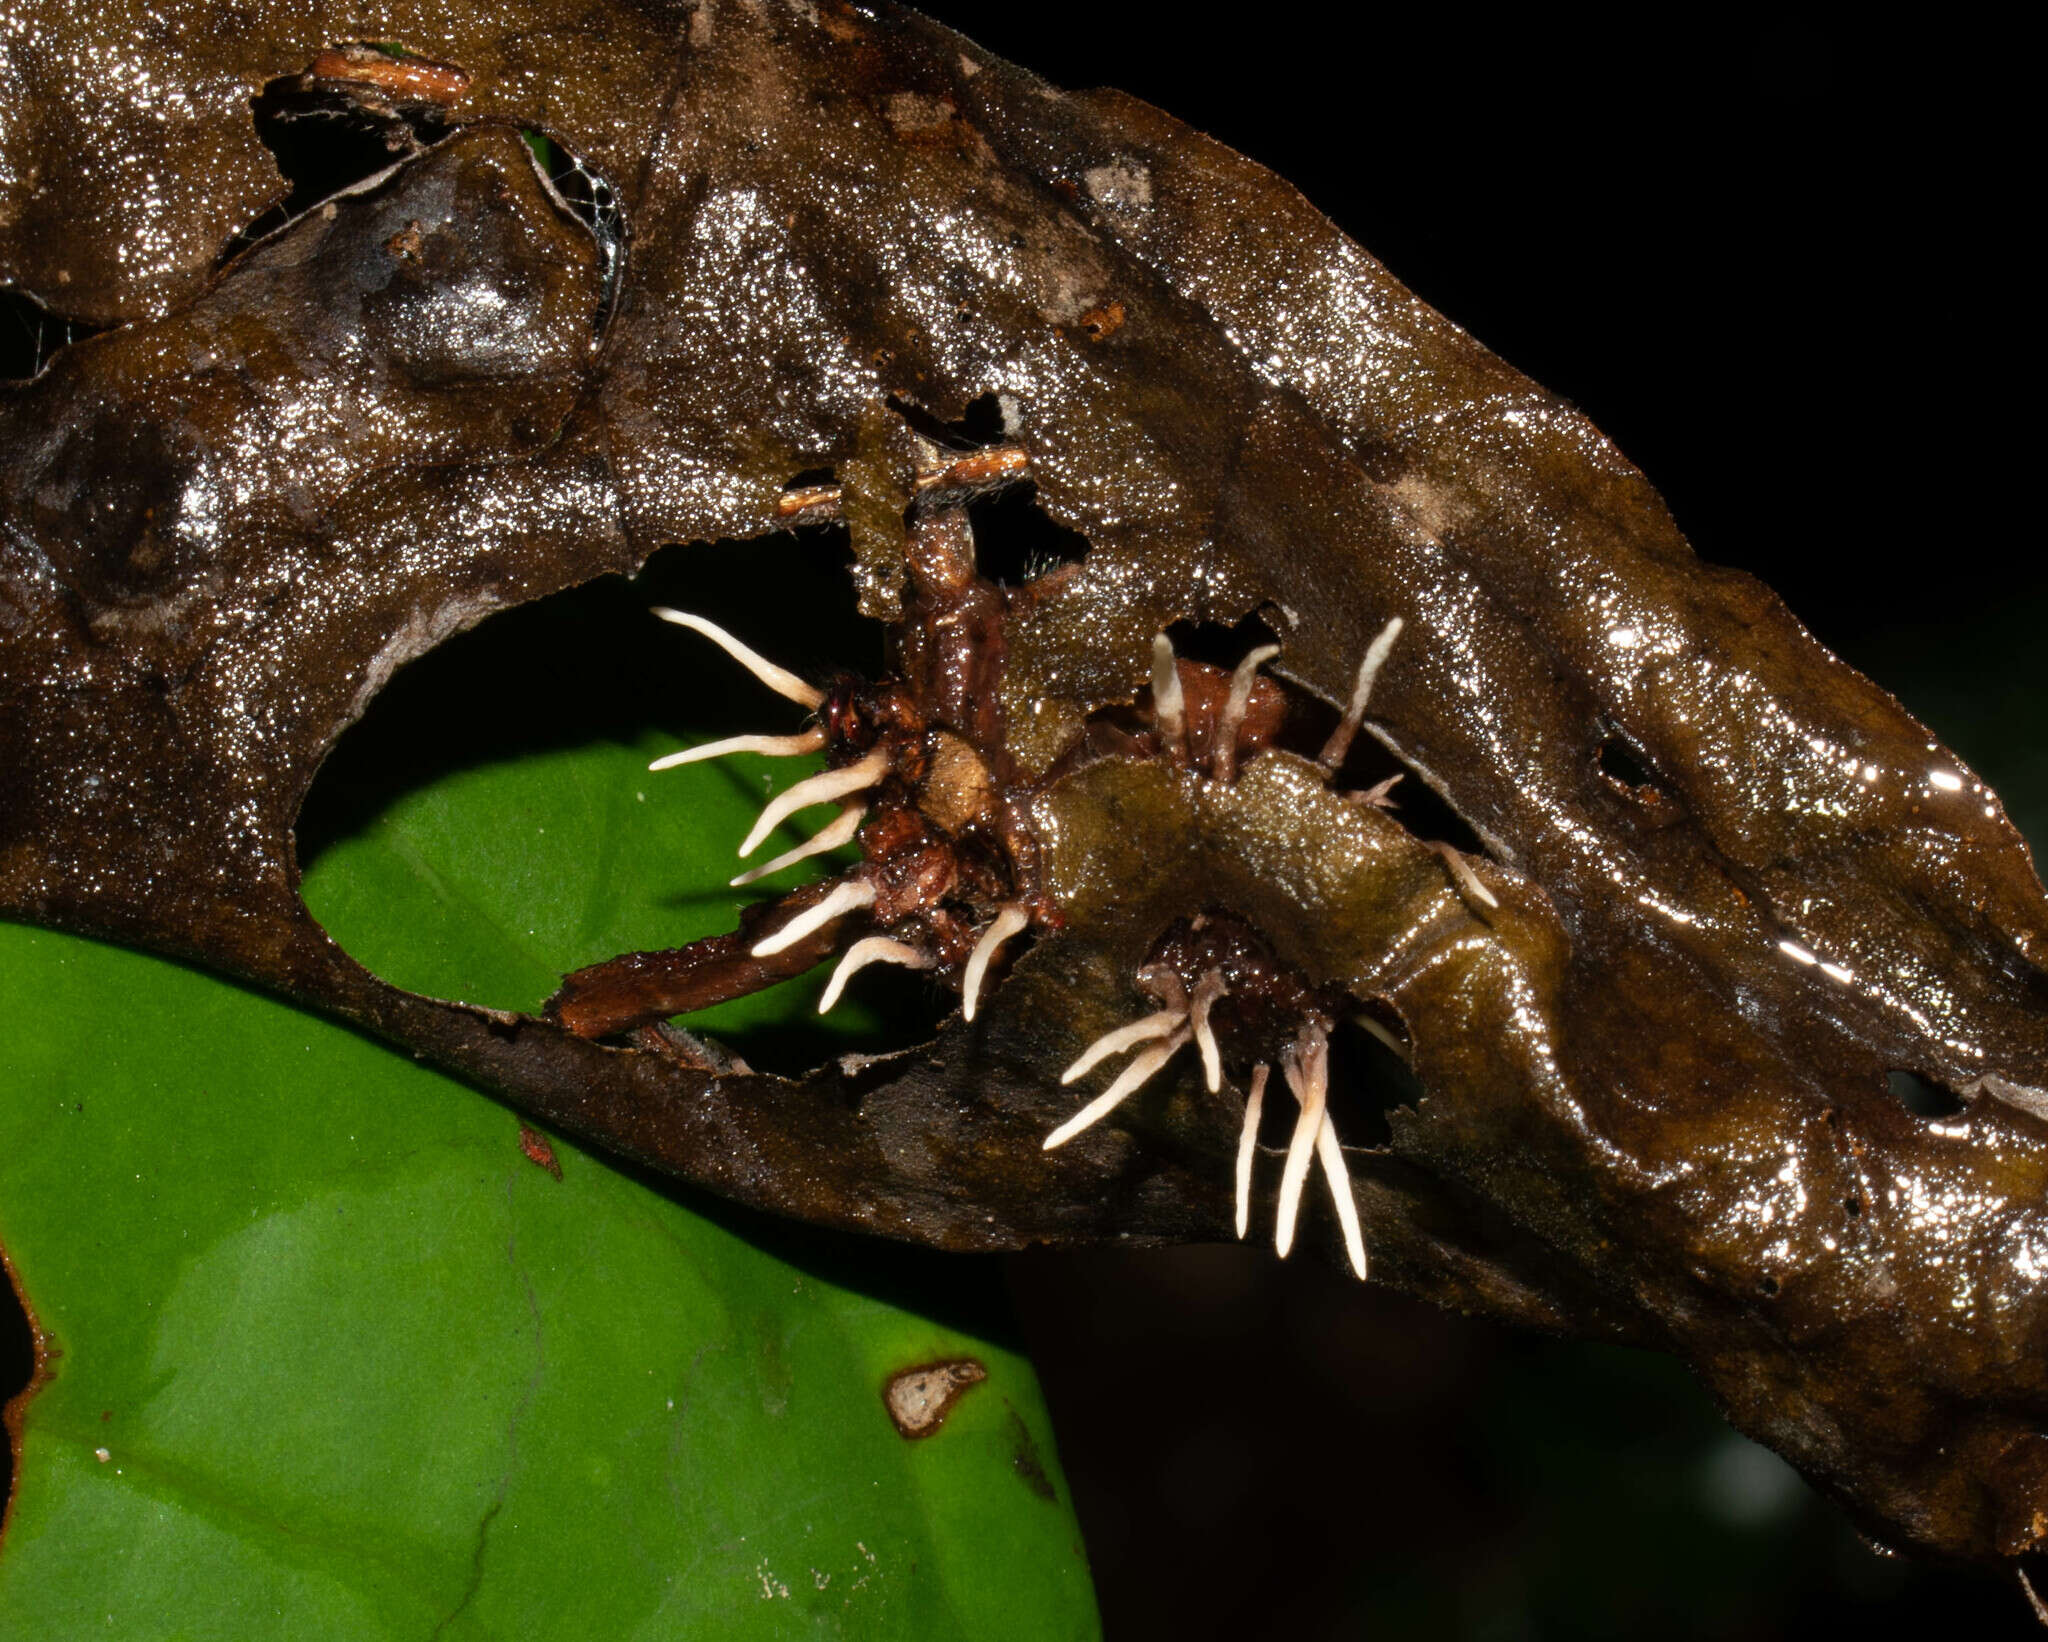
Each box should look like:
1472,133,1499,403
884,1359,988,1440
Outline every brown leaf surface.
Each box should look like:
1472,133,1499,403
4,0,2046,1569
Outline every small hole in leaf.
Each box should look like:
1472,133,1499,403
1162,612,1282,672
967,485,1089,587
956,391,1012,445
887,390,1012,451
1323,1008,1424,1150
1844,1195,1863,1217
220,63,453,262
297,527,953,1076
1257,663,1492,859
1888,1069,1966,1118
1757,1274,1780,1298
1592,725,1685,823
1596,732,1657,791
1320,729,1490,859
0,288,103,382
521,130,628,330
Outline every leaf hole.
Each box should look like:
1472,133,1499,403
955,391,1013,445
1887,1068,1967,1119
1162,611,1283,672
1323,1007,1425,1151
220,58,456,264
1596,731,1656,790
0,287,104,382
1594,723,1685,820
886,388,1013,451
521,130,628,331
966,484,1090,587
1320,726,1490,860
1260,670,1493,861
296,526,953,1076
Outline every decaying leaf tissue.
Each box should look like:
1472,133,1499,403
3,0,2045,1597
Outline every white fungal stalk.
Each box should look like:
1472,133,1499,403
1317,614,1404,772
1234,1062,1269,1240
1188,970,1228,1093
730,803,865,887
1315,1109,1369,1280
1352,1012,1410,1061
1273,1023,1330,1259
1212,644,1279,782
750,876,877,958
651,607,825,708
1298,617,1495,919
1426,839,1499,910
1150,632,1187,760
738,748,889,858
1060,1008,1187,1084
1043,1024,1192,1151
962,903,1029,1022
818,936,931,1013
1354,772,1404,809
649,728,826,771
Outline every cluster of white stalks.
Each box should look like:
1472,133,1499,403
645,607,1031,1018
1044,984,1368,1280
1147,630,1282,780
1042,615,1475,1283
650,606,1487,1284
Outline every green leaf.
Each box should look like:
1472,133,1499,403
0,588,1098,1638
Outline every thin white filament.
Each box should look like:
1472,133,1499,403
749,876,876,958
961,903,1029,1022
1188,970,1229,1093
1150,633,1187,759
651,607,825,709
1315,1112,1369,1280
2022,1565,2048,1628
738,749,888,858
1212,644,1280,782
818,937,930,1013
1059,1008,1187,1085
729,804,865,887
648,727,826,771
1043,1026,1191,1150
1234,1063,1269,1241
1428,840,1500,910
1317,615,1404,771
1352,1012,1411,1062
1274,1026,1330,1259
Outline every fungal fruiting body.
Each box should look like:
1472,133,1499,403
1047,918,1370,1279
554,450,1494,1283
